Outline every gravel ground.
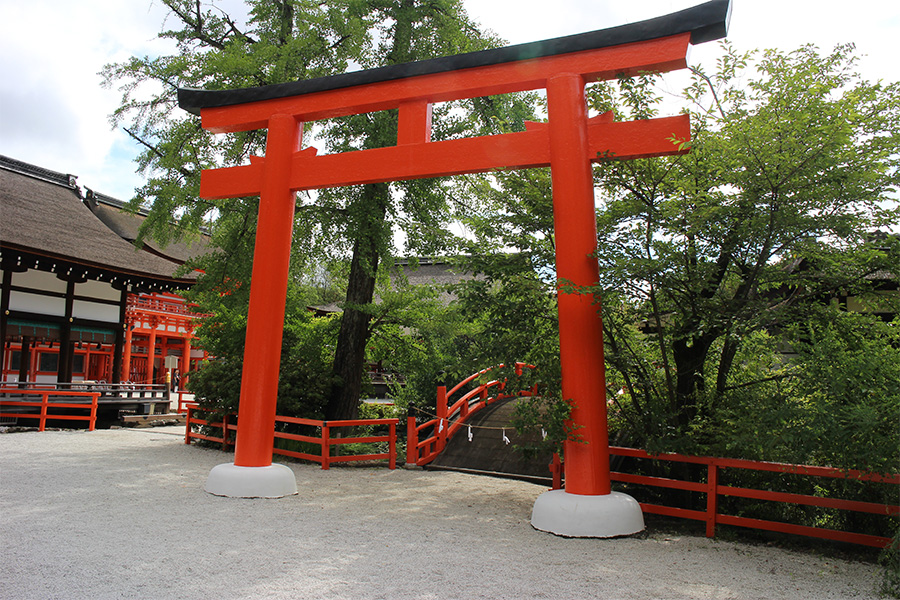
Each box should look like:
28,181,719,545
0,426,884,600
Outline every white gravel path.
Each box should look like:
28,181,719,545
0,426,883,600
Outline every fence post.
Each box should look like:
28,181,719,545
39,392,48,432
550,453,563,490
88,393,99,431
406,416,418,466
185,406,193,444
437,386,448,453
322,422,330,470
388,421,397,470
706,461,719,538
222,413,230,451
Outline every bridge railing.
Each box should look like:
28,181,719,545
406,363,537,467
549,449,899,549
0,388,100,431
185,407,399,469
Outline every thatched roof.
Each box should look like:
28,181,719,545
0,155,195,290
84,189,210,265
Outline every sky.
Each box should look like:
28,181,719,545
1,0,898,202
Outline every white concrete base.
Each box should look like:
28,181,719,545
531,490,644,537
204,463,298,498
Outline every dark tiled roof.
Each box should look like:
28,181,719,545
0,156,195,286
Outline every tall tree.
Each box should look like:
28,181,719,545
103,0,506,420
316,0,500,420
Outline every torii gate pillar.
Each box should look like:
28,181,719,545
529,73,643,536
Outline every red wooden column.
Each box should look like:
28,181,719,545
532,72,643,537
232,113,302,468
147,321,158,384
546,73,611,496
180,336,191,389
122,325,133,382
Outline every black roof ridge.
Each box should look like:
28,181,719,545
84,187,151,216
178,0,731,115
0,154,79,192
84,186,213,238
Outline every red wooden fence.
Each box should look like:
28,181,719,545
0,388,100,431
185,407,398,469
549,449,898,548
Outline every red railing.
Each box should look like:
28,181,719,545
406,363,537,466
549,449,899,548
0,388,100,431
127,294,198,317
185,407,399,469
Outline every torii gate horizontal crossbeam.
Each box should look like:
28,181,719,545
200,114,689,199
178,0,730,128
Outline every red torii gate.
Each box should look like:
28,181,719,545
179,0,730,536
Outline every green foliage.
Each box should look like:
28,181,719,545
701,310,900,475
104,0,521,421
509,391,574,459
588,43,900,452
188,293,339,419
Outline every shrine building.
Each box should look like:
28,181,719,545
0,155,207,394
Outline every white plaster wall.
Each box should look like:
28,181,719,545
11,270,66,294
9,291,65,316
73,299,119,323
77,279,121,303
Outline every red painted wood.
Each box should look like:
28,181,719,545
547,72,610,496
717,514,892,549
232,114,302,467
554,448,899,548
718,485,899,515
706,464,719,537
398,101,433,145
200,114,689,199
0,389,100,431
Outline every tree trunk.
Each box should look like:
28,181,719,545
325,183,389,420
671,334,714,428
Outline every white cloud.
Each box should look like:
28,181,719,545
0,0,172,199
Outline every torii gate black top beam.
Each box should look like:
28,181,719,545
178,0,730,115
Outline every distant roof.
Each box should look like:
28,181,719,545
395,258,474,288
0,155,196,290
308,258,474,315
178,0,731,114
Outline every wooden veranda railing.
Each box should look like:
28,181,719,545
549,449,899,549
406,363,537,467
185,407,399,469
0,388,101,431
